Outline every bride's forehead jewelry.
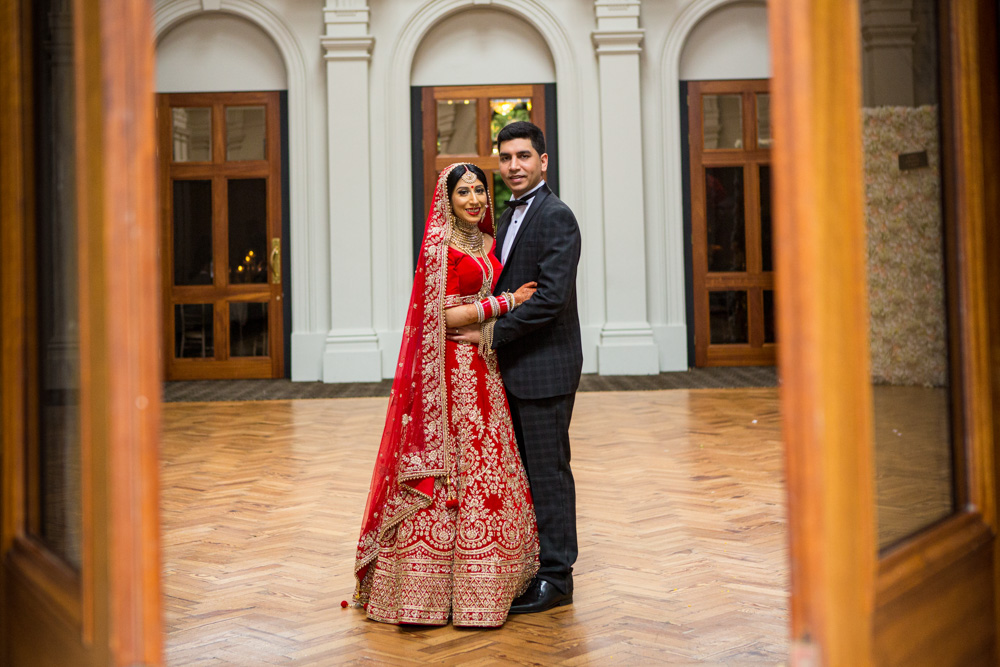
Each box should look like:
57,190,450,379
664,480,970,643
460,167,478,184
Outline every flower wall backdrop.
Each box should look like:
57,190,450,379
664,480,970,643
863,105,947,387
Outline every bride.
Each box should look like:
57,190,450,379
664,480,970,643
353,163,539,627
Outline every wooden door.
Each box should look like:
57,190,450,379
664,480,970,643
0,0,162,665
772,0,1000,663
158,92,284,380
422,84,547,222
688,79,775,367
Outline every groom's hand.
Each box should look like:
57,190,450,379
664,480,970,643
447,323,481,345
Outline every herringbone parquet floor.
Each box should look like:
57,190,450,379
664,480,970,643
162,389,789,665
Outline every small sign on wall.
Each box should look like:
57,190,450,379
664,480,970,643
898,150,929,171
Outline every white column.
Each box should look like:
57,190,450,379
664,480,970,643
592,0,659,375
861,0,917,106
320,2,380,382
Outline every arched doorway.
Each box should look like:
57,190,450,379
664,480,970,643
678,2,772,367
408,8,557,265
156,14,290,379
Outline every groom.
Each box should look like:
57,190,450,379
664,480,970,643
450,121,582,613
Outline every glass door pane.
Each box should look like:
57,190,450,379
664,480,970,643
705,167,746,272
436,99,478,154
702,94,743,149
490,97,531,152
33,0,82,569
228,179,268,284
230,303,269,357
173,180,213,286
171,107,211,162
226,106,266,161
759,165,773,272
174,304,214,359
859,0,955,549
709,291,749,344
756,93,771,148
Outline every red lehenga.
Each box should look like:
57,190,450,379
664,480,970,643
353,164,538,627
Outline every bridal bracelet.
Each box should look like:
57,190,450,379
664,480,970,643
474,292,518,323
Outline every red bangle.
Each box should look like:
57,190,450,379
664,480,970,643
477,295,512,322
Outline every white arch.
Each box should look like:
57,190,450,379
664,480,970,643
654,0,767,329
153,0,317,332
378,0,586,335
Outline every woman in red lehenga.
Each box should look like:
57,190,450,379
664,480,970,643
353,163,539,627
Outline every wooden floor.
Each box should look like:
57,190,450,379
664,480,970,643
161,389,790,665
872,385,953,549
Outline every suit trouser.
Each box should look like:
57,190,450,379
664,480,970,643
506,390,578,594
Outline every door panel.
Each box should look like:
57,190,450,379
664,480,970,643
688,79,775,367
422,84,547,223
158,92,284,380
771,0,1000,663
1,0,162,664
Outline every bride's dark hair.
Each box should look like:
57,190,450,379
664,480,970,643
445,163,489,200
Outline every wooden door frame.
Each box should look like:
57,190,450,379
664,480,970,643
771,0,1000,663
688,78,775,367
421,84,547,214
158,91,285,380
0,0,162,664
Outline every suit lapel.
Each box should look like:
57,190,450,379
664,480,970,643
496,185,551,284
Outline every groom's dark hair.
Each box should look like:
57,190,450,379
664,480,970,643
496,121,546,156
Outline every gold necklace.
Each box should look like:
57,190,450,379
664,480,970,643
450,217,493,297
450,217,484,255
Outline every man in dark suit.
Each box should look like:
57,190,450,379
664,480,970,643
449,121,582,613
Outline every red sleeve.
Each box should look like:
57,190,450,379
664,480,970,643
445,250,461,297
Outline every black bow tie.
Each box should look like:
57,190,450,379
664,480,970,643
505,190,538,209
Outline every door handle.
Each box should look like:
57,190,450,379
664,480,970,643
270,238,281,284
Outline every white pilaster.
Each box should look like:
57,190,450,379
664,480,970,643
861,0,917,106
592,0,659,375
321,1,381,382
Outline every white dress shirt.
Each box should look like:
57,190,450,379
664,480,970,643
500,181,545,265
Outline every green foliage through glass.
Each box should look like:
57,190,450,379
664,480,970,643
490,98,531,153
493,172,512,224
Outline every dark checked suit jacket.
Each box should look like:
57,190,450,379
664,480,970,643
492,183,583,400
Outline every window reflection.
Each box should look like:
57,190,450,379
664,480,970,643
860,0,954,549
175,304,214,358
437,100,477,154
172,107,211,162
33,0,82,570
705,167,746,272
493,172,511,223
226,106,266,161
230,303,269,357
228,179,268,284
709,291,748,344
490,98,531,153
756,94,771,148
173,180,213,286
703,94,742,149
760,165,773,272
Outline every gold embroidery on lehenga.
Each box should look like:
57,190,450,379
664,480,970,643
356,164,538,627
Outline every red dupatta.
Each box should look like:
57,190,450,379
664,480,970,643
353,164,495,601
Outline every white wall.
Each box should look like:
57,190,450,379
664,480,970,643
153,0,773,382
679,2,770,80
157,13,287,92
412,9,555,86
154,0,331,381
368,0,609,378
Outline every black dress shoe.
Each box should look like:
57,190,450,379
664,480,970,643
509,578,573,614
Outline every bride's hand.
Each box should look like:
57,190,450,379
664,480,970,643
514,281,537,305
